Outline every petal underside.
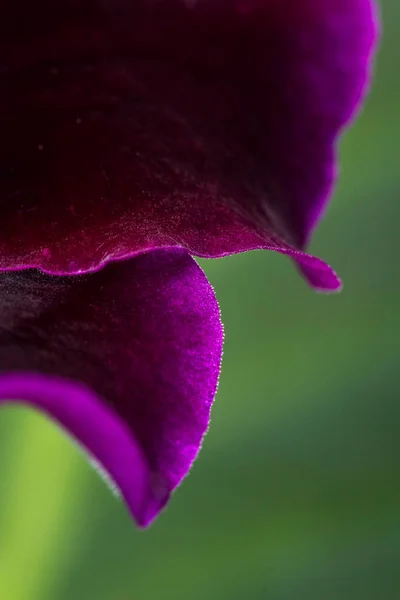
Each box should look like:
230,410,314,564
0,248,223,526
1,0,377,290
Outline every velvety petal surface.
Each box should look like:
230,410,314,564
1,0,376,289
0,248,222,526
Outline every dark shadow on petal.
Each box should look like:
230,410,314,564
0,0,377,290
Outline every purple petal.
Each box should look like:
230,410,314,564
0,248,223,526
1,0,377,289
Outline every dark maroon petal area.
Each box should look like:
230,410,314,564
0,248,222,526
1,0,376,289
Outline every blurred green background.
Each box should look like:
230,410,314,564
0,0,398,598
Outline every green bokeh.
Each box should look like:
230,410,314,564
0,1,398,598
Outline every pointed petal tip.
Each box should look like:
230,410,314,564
0,373,167,526
294,253,342,293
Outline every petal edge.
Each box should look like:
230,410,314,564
0,249,223,526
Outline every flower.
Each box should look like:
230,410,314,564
0,0,377,526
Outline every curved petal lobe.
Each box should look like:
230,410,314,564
0,249,223,526
1,0,377,290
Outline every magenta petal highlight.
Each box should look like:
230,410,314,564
0,374,164,527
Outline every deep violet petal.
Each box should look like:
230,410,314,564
0,0,377,289
0,248,223,526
